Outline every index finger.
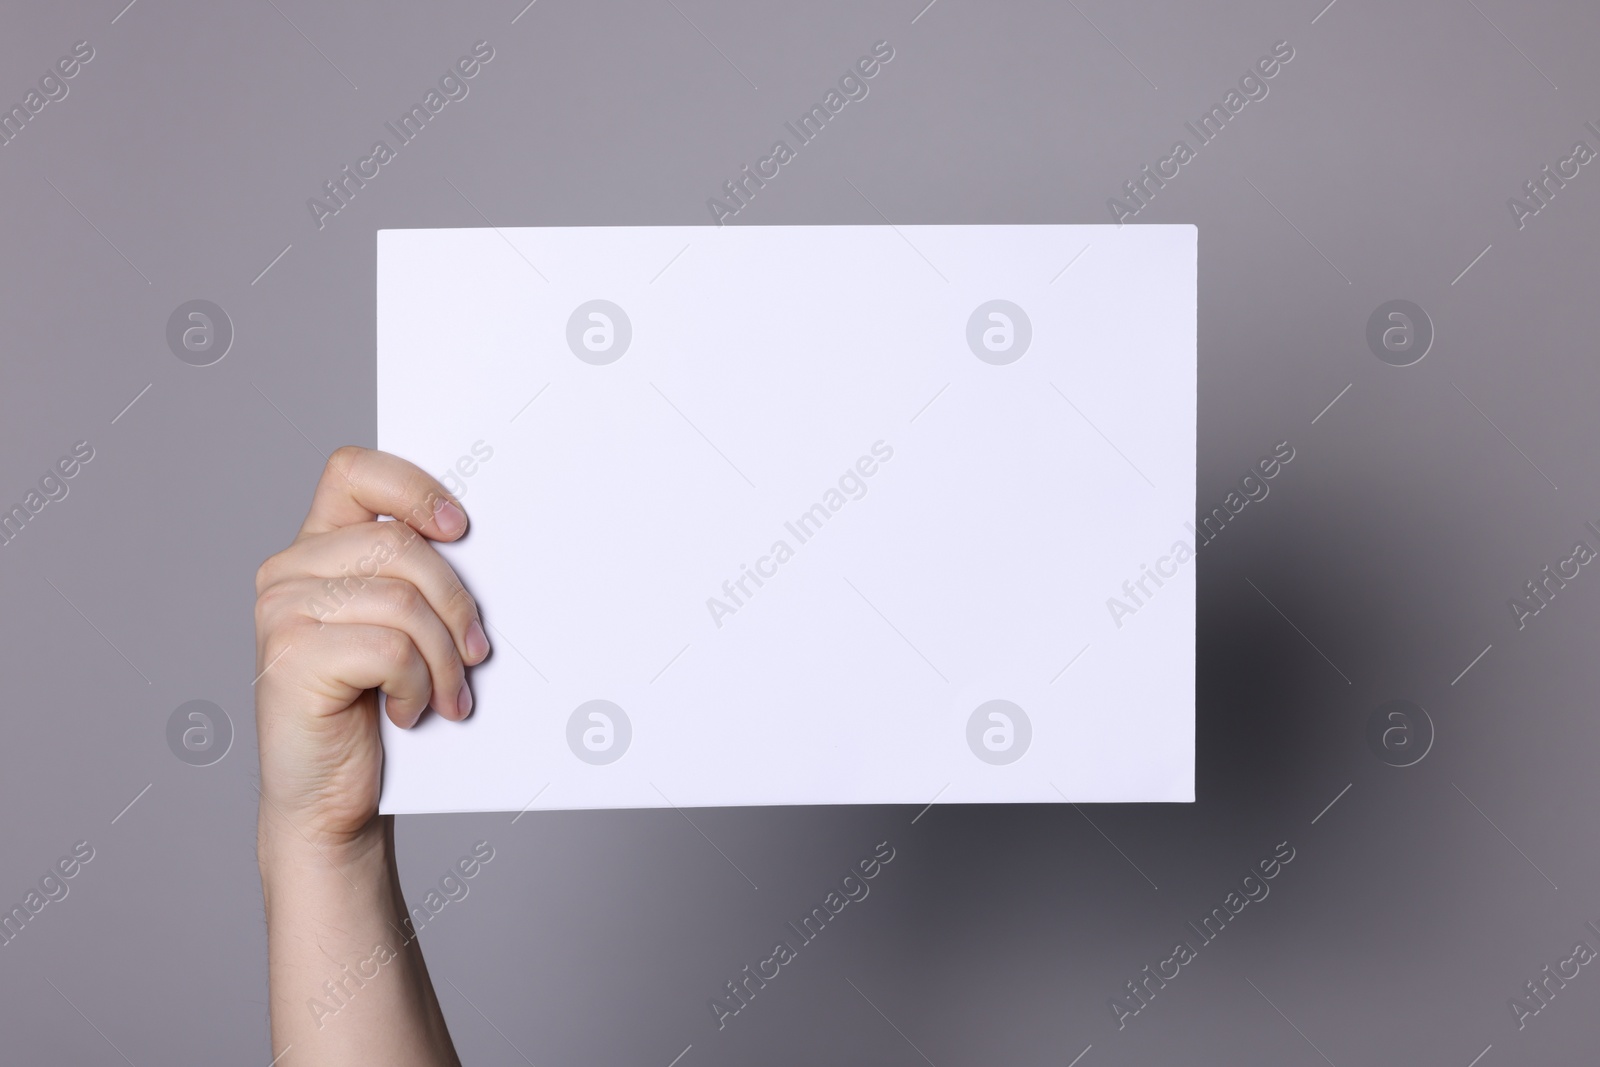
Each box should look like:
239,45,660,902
297,446,467,542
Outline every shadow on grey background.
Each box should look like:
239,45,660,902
2,0,1597,1062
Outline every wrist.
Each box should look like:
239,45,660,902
258,811,393,902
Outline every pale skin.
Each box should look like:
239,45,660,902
255,446,484,1065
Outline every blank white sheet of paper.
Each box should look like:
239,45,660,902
376,224,1195,813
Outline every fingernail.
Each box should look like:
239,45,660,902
457,684,473,719
434,497,467,536
465,619,490,663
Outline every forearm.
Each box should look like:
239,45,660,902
259,815,460,1066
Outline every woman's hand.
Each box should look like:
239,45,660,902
254,445,489,854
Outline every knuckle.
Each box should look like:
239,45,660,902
261,577,328,632
254,584,295,629
328,444,367,472
443,576,477,619
255,625,300,678
254,550,288,596
324,446,367,496
400,489,440,532
371,627,415,672
380,519,419,561
258,589,339,651
379,578,426,621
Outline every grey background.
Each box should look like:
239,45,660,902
0,0,1595,1062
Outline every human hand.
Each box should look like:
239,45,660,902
253,446,490,857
